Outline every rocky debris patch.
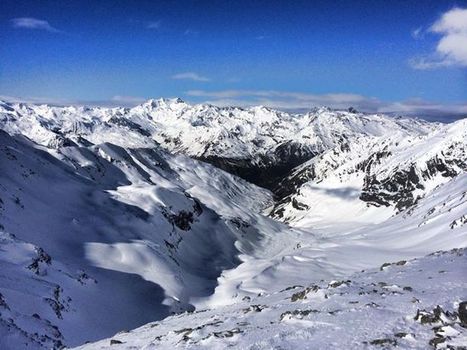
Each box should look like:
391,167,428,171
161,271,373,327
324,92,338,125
290,285,320,302
28,247,52,275
414,304,467,349
450,215,467,229
380,260,407,271
242,304,267,313
280,309,320,321
364,338,397,346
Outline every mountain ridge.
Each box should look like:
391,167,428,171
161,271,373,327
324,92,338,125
0,99,466,349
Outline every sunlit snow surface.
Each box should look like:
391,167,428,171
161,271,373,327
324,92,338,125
0,99,465,349
75,249,467,350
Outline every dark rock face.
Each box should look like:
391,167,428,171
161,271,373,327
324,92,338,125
107,116,151,137
355,150,392,173
161,195,203,232
273,164,317,200
27,247,52,275
198,143,318,192
360,154,466,212
171,211,194,231
459,301,467,326
360,166,424,211
162,209,194,231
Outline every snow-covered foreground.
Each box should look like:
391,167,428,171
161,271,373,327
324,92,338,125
0,100,466,349
75,248,467,350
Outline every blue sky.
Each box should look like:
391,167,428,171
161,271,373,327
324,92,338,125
1,0,466,119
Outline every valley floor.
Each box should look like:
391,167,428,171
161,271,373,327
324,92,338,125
75,175,467,349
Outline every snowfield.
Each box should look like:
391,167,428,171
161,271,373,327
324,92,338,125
0,99,465,349
75,248,467,350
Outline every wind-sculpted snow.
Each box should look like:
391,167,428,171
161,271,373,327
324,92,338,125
0,99,466,349
75,249,467,350
0,129,282,347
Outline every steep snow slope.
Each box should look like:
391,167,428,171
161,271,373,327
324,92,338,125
0,130,286,348
76,248,467,350
271,119,467,226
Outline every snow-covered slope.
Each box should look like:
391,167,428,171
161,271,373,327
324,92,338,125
271,118,467,226
75,248,467,350
0,129,286,347
0,99,465,349
188,172,467,310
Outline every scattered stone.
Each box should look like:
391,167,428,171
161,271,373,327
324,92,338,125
212,328,242,338
380,262,391,271
242,304,266,313
367,338,397,346
280,309,319,321
291,285,319,302
414,307,443,325
328,280,351,288
280,285,304,292
394,332,408,338
429,336,446,347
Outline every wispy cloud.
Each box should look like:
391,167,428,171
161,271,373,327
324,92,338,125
411,26,424,39
0,95,147,108
111,95,147,104
172,72,210,82
10,17,61,33
146,20,161,29
410,7,467,69
183,29,199,36
186,90,380,110
185,89,467,121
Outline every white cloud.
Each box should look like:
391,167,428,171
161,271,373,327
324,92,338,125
411,7,467,69
172,72,210,82
11,17,61,33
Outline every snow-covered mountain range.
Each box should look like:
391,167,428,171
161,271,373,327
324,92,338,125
0,99,465,349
